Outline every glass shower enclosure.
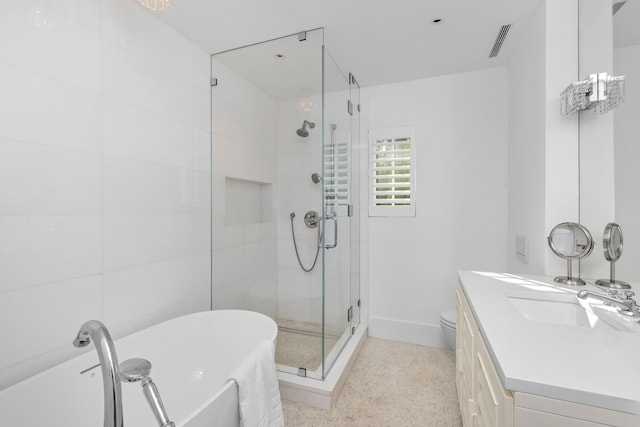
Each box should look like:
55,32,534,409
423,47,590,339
210,28,360,379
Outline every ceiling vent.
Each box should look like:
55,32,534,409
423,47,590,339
489,24,512,58
612,1,626,15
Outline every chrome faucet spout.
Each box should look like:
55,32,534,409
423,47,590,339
73,320,123,427
577,290,640,317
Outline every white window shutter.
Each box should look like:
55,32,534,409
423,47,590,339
369,127,416,217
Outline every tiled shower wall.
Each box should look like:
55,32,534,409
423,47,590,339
210,58,278,317
0,0,211,389
275,96,323,324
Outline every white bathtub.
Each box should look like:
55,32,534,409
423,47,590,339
0,310,278,426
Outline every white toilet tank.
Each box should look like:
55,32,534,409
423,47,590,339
440,309,457,350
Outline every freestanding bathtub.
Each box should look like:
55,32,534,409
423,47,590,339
0,310,278,426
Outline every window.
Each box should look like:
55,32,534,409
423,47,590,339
369,127,416,217
324,140,350,207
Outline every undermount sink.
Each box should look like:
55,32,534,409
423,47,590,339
505,289,633,332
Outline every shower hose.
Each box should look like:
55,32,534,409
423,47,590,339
289,212,320,272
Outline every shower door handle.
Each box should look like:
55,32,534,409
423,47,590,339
318,213,338,249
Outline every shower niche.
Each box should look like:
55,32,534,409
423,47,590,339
210,27,361,388
224,177,273,225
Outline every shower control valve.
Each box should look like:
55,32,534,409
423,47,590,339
304,211,319,228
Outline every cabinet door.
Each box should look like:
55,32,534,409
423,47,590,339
474,332,513,427
456,287,476,427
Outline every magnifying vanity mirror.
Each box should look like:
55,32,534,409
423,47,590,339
547,222,595,286
595,223,630,288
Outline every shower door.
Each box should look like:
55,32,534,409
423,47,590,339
210,30,360,381
320,46,359,378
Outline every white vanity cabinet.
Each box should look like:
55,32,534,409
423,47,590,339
456,275,640,427
456,285,513,427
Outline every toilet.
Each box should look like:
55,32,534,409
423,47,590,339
440,309,457,350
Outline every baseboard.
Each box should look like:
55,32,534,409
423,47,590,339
369,316,447,348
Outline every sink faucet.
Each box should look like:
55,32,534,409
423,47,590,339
73,320,123,427
577,290,640,317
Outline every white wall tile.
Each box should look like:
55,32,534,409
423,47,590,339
0,215,101,292
192,213,212,255
211,281,251,310
277,267,311,298
103,213,196,272
210,58,278,122
102,100,194,168
0,275,101,375
108,291,211,341
35,0,101,29
102,41,193,125
212,247,244,289
192,46,211,90
277,296,312,322
103,257,197,329
192,84,210,132
191,252,212,296
103,156,194,214
193,170,212,213
0,61,101,153
0,0,100,88
101,0,193,83
0,0,212,388
0,139,101,215
193,128,212,172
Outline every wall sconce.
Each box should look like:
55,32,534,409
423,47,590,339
297,98,313,113
561,72,626,116
138,0,171,11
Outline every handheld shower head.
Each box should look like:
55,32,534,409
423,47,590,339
296,120,315,137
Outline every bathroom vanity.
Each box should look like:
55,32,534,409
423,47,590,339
456,271,640,427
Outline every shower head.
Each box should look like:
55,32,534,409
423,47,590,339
296,120,315,137
311,173,322,184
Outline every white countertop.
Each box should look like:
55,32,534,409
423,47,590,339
458,270,640,415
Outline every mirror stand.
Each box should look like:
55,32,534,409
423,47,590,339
595,223,630,289
595,261,630,289
548,222,594,286
555,259,587,286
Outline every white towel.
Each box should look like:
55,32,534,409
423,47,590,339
229,340,284,427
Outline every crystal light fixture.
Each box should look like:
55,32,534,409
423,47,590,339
560,73,626,116
138,0,171,11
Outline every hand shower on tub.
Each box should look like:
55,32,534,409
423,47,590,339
119,358,175,427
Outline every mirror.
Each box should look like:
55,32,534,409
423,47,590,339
612,1,640,282
579,0,640,282
603,222,623,262
595,222,630,288
547,222,595,285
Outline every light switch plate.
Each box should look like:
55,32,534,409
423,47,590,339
516,235,528,263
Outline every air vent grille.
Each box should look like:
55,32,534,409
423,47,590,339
489,24,511,58
613,1,626,15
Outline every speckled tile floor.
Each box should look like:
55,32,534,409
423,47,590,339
282,337,462,427
275,319,340,371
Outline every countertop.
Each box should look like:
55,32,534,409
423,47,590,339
458,270,640,415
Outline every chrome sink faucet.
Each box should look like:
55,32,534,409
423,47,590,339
577,290,640,317
73,320,123,427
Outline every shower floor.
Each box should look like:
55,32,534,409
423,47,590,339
275,319,343,372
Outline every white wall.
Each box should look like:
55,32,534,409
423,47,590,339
0,0,211,390
614,43,640,281
507,1,547,274
366,67,509,347
507,1,582,278
210,58,278,317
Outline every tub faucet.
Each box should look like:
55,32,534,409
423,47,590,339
577,290,640,317
73,320,123,427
